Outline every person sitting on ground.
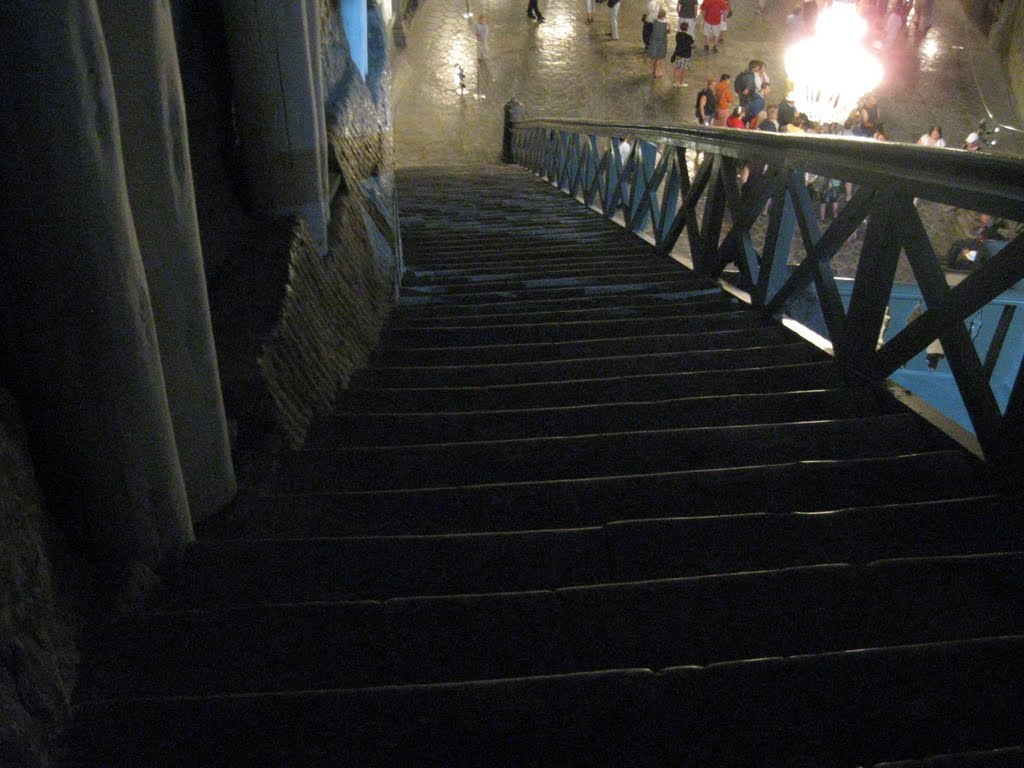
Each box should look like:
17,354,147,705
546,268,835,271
945,213,1007,270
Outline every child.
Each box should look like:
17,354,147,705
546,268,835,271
475,15,490,60
670,21,695,87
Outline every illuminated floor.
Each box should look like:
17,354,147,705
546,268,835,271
392,0,1022,165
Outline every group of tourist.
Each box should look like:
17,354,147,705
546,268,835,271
641,0,732,79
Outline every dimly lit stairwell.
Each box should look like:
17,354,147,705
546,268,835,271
64,165,1024,766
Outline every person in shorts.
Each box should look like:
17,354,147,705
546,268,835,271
671,22,695,87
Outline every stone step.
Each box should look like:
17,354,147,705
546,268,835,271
355,342,825,389
607,495,1024,580
180,496,1024,605
336,360,847,412
380,326,793,366
307,386,895,448
66,636,1024,767
174,527,609,605
397,275,713,305
381,309,767,347
281,413,951,493
390,289,734,322
78,555,1023,698
220,451,983,538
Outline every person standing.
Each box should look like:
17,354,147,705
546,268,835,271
696,79,718,124
475,15,490,60
744,82,769,126
917,125,946,147
777,91,796,129
608,0,622,38
527,0,545,22
647,7,669,78
700,0,728,52
713,73,733,124
726,105,746,127
677,0,699,34
586,0,596,23
671,21,695,87
643,0,660,47
758,105,779,131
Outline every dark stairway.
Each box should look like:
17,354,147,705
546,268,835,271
67,165,1024,767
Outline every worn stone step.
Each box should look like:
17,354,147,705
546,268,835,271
607,495,1024,580
401,261,683,287
67,636,1024,767
307,386,895,448
873,746,1024,767
382,308,765,347
354,342,825,389
380,326,794,366
336,360,846,413
79,555,1023,696
397,275,713,305
174,527,609,605
390,290,735,323
66,669,661,767
283,413,951,493
218,451,983,538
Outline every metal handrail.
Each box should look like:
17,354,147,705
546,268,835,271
507,115,1024,470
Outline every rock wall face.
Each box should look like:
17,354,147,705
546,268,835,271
961,0,1024,128
258,0,400,448
989,0,1024,126
0,389,80,767
180,0,400,449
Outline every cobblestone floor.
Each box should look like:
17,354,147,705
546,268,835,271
390,0,1022,281
392,0,1022,166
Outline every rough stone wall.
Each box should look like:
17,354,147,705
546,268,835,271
0,388,81,767
961,0,1024,127
256,1,400,449
989,0,1024,126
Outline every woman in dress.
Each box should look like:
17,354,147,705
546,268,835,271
647,7,669,78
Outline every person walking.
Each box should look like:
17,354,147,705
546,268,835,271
474,15,490,60
670,21,695,87
527,0,545,22
647,7,669,78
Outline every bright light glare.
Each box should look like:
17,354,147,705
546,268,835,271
784,5,884,125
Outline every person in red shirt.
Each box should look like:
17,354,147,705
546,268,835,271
700,0,728,52
726,105,746,128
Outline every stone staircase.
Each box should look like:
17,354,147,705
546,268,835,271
65,165,1024,766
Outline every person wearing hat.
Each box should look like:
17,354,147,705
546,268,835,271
964,131,982,151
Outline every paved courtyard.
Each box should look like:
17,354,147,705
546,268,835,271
392,0,1022,166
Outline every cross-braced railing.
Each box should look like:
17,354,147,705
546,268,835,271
509,117,1024,470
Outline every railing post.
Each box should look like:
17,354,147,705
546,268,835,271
502,97,524,164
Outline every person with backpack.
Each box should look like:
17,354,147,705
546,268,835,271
734,61,758,107
695,79,717,124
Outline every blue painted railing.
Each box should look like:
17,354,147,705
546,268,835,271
508,117,1024,468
